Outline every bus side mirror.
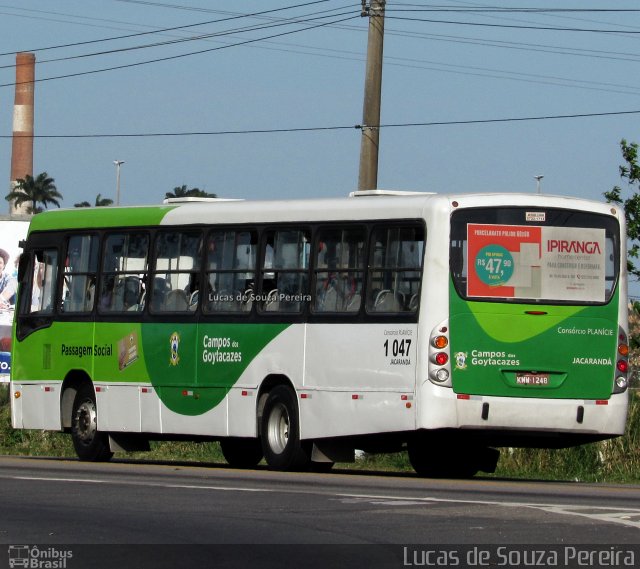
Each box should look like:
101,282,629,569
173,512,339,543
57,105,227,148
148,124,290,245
18,253,30,282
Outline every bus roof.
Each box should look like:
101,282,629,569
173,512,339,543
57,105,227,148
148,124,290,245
26,191,620,233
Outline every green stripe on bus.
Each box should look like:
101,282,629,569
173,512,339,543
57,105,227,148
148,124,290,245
463,299,585,343
141,322,290,415
449,283,620,399
12,321,290,416
27,206,176,233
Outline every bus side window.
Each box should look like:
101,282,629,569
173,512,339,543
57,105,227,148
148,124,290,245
313,227,365,313
259,229,310,313
153,230,202,313
366,225,424,314
61,234,99,314
23,249,58,314
204,230,257,314
100,232,149,314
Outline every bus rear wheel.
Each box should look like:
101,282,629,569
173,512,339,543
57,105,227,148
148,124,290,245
261,386,310,471
70,384,113,462
408,434,480,479
220,437,263,468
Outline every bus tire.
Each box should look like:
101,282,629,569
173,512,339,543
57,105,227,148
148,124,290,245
70,384,113,462
260,385,310,471
220,437,263,468
310,461,334,473
407,436,478,479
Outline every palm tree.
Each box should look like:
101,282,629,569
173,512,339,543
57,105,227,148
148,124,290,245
6,172,62,214
75,193,113,208
165,185,217,200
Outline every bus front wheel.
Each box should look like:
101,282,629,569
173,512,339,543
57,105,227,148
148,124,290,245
260,386,310,471
70,384,113,462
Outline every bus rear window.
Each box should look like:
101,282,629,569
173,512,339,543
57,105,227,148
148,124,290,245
450,207,620,304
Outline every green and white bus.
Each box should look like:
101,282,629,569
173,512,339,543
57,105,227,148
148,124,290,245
10,190,630,477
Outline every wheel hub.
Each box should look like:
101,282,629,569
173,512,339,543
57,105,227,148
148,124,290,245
267,402,290,454
75,400,97,444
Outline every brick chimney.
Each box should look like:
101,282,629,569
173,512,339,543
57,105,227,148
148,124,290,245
9,52,35,215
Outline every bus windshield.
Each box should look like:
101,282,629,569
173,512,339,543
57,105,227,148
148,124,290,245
450,207,620,304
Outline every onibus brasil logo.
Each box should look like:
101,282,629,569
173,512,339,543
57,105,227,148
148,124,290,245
8,545,73,568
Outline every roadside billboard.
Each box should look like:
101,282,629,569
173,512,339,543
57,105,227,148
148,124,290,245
0,217,30,382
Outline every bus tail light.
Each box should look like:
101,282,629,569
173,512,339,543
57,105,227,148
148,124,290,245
428,321,452,387
613,326,629,394
433,368,449,383
432,335,448,349
433,352,448,366
615,377,627,390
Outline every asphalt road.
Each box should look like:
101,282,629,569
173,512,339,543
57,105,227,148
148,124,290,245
0,456,639,568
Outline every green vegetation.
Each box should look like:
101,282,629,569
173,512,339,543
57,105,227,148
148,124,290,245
165,185,217,200
493,391,640,482
2,384,639,482
605,139,640,279
5,172,62,214
74,193,114,208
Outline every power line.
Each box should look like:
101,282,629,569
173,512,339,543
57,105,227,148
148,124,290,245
0,4,357,70
385,14,640,34
2,109,638,139
389,7,640,14
5,1,639,63
0,0,335,57
0,12,361,88
386,29,640,64
424,0,640,35
1,3,637,99
3,2,638,74
1,10,636,97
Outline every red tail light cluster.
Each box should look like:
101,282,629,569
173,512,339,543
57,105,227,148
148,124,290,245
614,327,629,394
428,324,452,386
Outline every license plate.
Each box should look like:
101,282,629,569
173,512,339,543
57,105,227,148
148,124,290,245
516,373,549,386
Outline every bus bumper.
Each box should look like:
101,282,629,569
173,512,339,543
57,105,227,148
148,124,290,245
419,383,629,440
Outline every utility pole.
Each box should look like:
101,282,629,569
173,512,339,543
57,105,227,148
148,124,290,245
357,0,386,191
114,160,124,205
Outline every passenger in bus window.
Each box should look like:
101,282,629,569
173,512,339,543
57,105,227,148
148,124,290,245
100,276,116,311
30,261,43,312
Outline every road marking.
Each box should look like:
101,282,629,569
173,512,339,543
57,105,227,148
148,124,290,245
11,475,273,493
6,474,640,529
333,493,640,529
15,476,106,484
535,505,640,529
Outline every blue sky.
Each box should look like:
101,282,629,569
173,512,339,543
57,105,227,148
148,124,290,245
0,3,639,258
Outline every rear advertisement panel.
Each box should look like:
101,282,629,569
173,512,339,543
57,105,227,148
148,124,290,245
467,223,606,303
